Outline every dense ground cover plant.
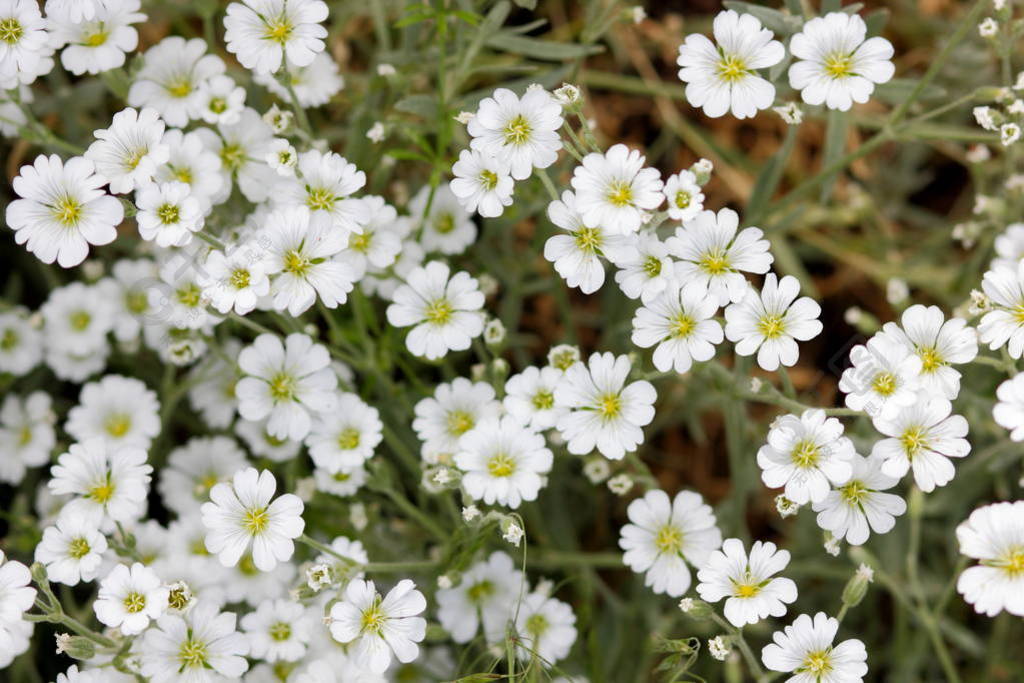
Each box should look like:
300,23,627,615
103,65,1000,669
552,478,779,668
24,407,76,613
0,0,1023,681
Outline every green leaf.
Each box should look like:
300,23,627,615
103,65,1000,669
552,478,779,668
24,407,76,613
393,94,437,118
864,8,890,36
512,0,537,9
747,125,799,222
384,149,431,163
821,0,841,12
485,32,605,61
453,1,511,89
819,108,848,202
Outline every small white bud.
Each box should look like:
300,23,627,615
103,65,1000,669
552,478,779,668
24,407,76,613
454,111,475,124
774,495,801,519
773,102,803,125
366,121,386,143
462,505,480,522
484,318,506,345
553,83,581,106
377,63,396,76
708,636,731,661
885,278,909,305
965,144,991,163
1000,122,1021,147
978,17,999,38
583,458,611,484
607,473,633,495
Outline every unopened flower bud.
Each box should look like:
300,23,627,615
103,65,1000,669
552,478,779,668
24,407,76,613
841,564,874,609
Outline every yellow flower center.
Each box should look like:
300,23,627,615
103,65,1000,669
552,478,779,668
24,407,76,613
125,290,149,314
434,213,455,234
671,313,696,339
991,548,1024,578
643,255,662,277
52,196,83,227
349,232,371,252
675,190,691,209
124,147,148,171
68,537,91,559
220,143,246,170
446,410,474,436
574,226,602,253
332,471,351,482
18,425,32,446
0,18,23,44
503,114,532,146
230,268,251,290
486,453,516,477
70,310,91,331
306,186,336,211
264,16,294,44
917,346,943,373
83,29,108,47
532,389,555,411
698,249,730,275
88,478,115,504
800,650,833,676
824,53,854,79
424,298,453,325
758,313,786,339
792,439,820,468
283,249,311,276
157,203,180,225
1,328,18,350
178,638,209,669
1013,303,1024,325
166,76,192,98
176,283,202,307
209,97,227,114
268,372,296,401
525,613,550,638
269,622,292,641
598,392,621,419
871,371,897,396
466,579,495,604
104,413,132,438
360,602,386,635
337,427,361,450
479,169,499,190
606,180,633,207
732,572,763,598
839,480,868,506
171,166,193,184
654,524,683,554
243,506,269,535
717,54,748,83
900,425,929,459
123,591,147,613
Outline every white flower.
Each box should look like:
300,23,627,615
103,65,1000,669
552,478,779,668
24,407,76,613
48,438,152,528
127,36,225,128
449,149,514,218
153,129,225,212
978,17,999,38
266,137,298,175
1001,123,1021,147
437,551,523,643
65,374,160,450
408,185,477,256
993,222,1024,269
870,397,970,492
665,208,773,306
138,601,250,682
467,86,563,180
774,102,804,124
812,453,906,546
503,366,566,431
994,374,1024,441
199,242,272,316
305,392,382,473
198,73,246,126
631,281,723,373
236,333,338,441
878,304,977,400
85,107,170,194
366,121,385,142
94,563,169,635
201,467,305,571
503,521,524,547
241,599,312,662
0,309,42,376
757,410,855,505
570,144,664,235
838,333,922,419
254,52,344,107
696,538,798,627
543,190,635,294
788,12,895,111
0,0,52,89
513,592,577,664
283,149,367,239
725,274,823,371
154,256,215,331
413,377,502,458
0,391,54,485
262,206,360,316
195,107,277,203
328,578,427,674
134,181,203,247
662,170,704,222
554,351,656,460
224,0,328,74
708,636,731,661
386,260,486,360
614,232,675,303
41,281,115,353
34,510,106,586
346,195,404,272
980,262,1024,358
676,10,784,119
45,0,101,23
619,489,722,597
0,550,35,626
956,501,1024,617
48,0,144,75
158,436,250,515
6,154,123,267
761,613,868,682
455,415,553,508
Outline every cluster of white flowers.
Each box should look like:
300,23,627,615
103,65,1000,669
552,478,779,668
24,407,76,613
0,1,1021,682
